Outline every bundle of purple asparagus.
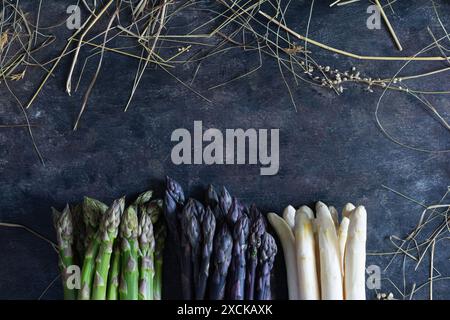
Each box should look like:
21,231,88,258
163,177,277,300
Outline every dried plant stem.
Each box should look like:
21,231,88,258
73,9,118,130
66,0,114,95
0,222,58,252
78,40,172,66
38,274,60,300
26,40,71,109
258,10,448,61
429,240,435,300
337,0,360,6
124,0,169,112
374,0,402,51
329,0,341,7
0,124,36,128
26,14,93,109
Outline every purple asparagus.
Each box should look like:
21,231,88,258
215,186,232,223
164,176,185,242
196,206,216,299
226,197,243,226
245,204,266,300
205,184,219,208
227,214,250,300
209,223,233,300
179,198,203,299
255,233,277,300
163,177,185,298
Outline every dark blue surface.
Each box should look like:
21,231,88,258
0,0,449,299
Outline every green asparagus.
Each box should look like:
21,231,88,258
119,205,140,300
52,205,77,300
82,197,108,246
153,222,167,300
106,244,121,300
78,197,109,300
138,210,155,300
135,190,153,208
91,198,125,300
148,199,163,225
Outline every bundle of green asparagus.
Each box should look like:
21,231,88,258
164,177,277,300
52,192,167,300
268,201,367,300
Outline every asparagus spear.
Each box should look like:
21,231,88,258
148,199,163,225
297,205,320,289
79,238,101,299
329,206,340,231
267,212,299,300
240,203,250,218
297,205,314,220
205,184,219,208
138,197,163,297
53,205,77,300
179,199,203,299
227,214,250,300
340,203,355,277
164,177,185,299
344,206,367,300
342,203,356,218
119,205,140,300
245,205,266,300
135,190,153,209
196,206,216,300
316,201,343,300
294,209,320,300
164,176,185,242
153,222,167,300
216,186,232,223
106,243,121,300
255,232,277,300
282,205,296,230
338,216,350,276
78,198,109,300
92,198,125,300
209,223,233,300
188,199,204,299
138,209,155,300
226,197,242,226
82,197,108,247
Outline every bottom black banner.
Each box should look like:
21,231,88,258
3,300,450,319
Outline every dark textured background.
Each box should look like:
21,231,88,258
0,0,449,299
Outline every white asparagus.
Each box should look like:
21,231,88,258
283,205,296,230
297,205,320,291
267,212,299,300
316,201,343,300
342,203,355,218
338,217,350,278
329,206,339,231
294,211,320,300
344,206,367,300
296,205,314,220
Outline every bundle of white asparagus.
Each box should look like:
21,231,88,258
268,201,367,300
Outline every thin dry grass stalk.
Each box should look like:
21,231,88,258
370,186,450,299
